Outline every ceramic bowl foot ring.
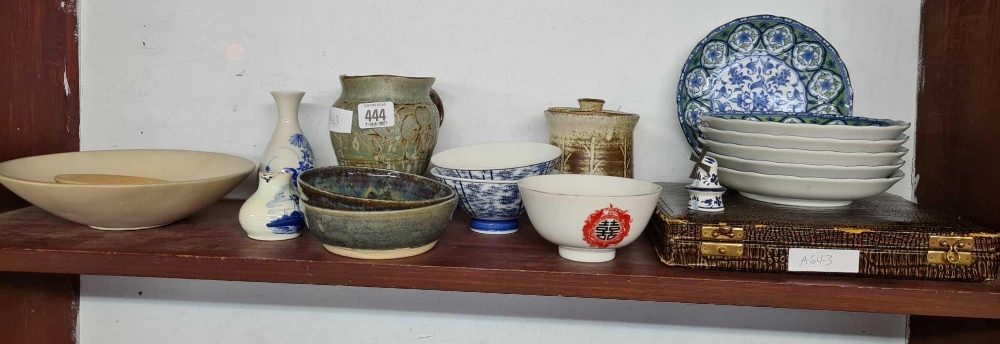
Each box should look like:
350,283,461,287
558,246,616,263
469,218,519,235
89,222,175,231
324,241,438,259
247,232,303,241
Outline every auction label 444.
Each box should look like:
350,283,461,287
357,102,395,129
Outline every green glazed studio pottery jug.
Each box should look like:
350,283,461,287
330,75,444,175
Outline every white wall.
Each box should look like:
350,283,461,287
82,276,905,344
78,0,921,343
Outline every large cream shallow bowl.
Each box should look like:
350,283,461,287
0,149,256,230
518,174,661,263
718,167,904,207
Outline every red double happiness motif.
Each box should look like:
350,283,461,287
581,204,632,248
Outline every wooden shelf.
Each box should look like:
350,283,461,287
1,201,999,319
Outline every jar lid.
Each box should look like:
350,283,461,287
546,98,637,117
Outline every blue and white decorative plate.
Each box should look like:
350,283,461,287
677,14,854,152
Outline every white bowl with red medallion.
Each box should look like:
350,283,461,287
518,174,662,263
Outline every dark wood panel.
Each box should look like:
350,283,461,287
913,0,1000,342
915,0,1000,228
0,272,79,344
909,316,1000,344
0,1,81,343
2,201,1000,319
0,0,80,212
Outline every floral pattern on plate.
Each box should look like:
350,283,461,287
763,25,795,54
809,104,841,115
706,112,903,127
707,53,806,113
685,68,711,98
728,24,760,53
701,41,728,68
677,14,854,152
807,70,845,102
685,102,711,127
792,42,825,71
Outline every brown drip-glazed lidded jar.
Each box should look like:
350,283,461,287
544,98,640,178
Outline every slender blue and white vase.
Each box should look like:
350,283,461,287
261,91,313,192
239,168,305,241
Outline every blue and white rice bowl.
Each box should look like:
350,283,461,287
430,168,525,234
429,142,561,181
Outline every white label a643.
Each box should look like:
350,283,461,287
357,102,395,129
329,107,354,134
787,248,860,273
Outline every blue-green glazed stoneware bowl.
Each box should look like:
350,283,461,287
303,195,458,259
298,166,454,211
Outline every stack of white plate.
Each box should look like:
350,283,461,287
698,113,911,207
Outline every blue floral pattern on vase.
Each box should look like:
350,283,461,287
763,25,795,54
264,133,313,190
432,159,556,181
288,133,313,188
727,24,760,53
708,54,806,113
289,134,313,168
677,15,854,152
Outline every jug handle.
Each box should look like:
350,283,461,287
430,89,444,125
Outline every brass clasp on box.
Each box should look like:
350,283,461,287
701,243,744,257
929,236,974,251
927,251,972,266
701,224,744,241
927,235,974,266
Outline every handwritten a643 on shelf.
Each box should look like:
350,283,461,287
358,102,395,129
